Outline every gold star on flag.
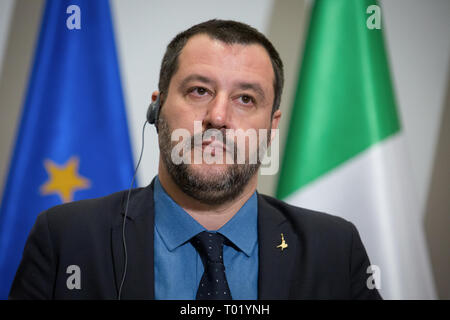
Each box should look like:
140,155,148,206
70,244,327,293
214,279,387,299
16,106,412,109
40,156,91,203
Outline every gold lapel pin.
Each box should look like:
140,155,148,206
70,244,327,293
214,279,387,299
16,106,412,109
277,233,288,251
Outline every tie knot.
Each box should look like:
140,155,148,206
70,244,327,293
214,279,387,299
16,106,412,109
190,231,226,263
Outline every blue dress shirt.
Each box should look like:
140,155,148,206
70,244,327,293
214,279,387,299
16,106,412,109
153,176,259,300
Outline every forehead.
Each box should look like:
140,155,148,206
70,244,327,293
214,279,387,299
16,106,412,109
175,34,275,91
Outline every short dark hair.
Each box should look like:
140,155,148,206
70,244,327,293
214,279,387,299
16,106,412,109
158,19,284,116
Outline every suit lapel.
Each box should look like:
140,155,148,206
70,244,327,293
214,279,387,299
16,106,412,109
257,193,300,299
111,181,155,299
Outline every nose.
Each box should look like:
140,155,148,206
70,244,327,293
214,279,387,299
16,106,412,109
203,94,229,130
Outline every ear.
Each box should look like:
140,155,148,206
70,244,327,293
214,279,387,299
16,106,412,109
270,109,282,142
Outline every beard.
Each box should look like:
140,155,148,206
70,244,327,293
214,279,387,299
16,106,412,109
157,115,267,205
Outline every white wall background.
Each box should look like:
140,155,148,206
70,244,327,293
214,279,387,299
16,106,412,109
380,0,450,218
0,0,14,76
0,0,16,195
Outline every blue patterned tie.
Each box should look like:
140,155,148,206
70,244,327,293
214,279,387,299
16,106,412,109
190,231,232,300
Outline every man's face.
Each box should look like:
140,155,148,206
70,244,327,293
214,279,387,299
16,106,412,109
158,34,280,204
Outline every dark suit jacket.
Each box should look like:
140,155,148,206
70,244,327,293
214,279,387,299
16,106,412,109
9,180,381,299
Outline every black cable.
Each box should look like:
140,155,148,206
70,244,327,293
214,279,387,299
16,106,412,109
118,120,148,300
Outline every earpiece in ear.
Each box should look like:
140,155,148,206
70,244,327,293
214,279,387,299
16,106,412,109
146,93,161,125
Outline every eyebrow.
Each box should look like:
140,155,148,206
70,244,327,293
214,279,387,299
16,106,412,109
179,74,266,101
179,74,215,88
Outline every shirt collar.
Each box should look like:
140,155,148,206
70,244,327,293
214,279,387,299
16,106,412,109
154,176,258,257
154,177,204,251
216,192,258,257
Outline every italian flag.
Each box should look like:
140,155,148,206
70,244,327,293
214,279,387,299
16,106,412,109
277,0,436,299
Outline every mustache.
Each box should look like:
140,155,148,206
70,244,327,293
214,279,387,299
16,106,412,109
184,128,269,165
190,128,235,149
160,115,272,165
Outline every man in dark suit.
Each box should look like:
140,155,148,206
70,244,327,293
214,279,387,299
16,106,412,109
10,19,381,300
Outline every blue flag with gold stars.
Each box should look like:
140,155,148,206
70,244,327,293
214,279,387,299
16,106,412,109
0,0,135,299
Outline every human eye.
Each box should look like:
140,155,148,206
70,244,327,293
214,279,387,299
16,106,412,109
188,86,210,97
237,94,256,106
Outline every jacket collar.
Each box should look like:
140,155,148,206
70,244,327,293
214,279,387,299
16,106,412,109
257,192,300,300
118,179,156,222
111,179,156,299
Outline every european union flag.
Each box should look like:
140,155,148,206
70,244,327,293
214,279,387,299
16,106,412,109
0,0,135,299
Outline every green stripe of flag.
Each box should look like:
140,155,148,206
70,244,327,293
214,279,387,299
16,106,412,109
277,0,400,199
